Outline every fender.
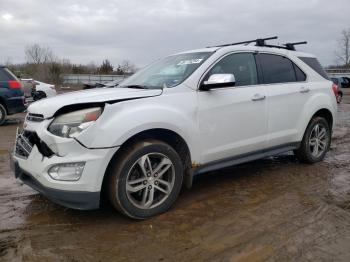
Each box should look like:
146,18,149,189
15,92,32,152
76,91,202,162
296,90,336,141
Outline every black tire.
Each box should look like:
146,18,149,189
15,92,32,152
107,139,183,219
294,117,331,164
0,103,7,126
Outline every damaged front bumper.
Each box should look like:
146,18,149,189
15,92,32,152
11,118,119,210
11,157,100,210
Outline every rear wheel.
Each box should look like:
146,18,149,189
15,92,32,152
107,139,183,219
0,104,7,126
294,117,331,163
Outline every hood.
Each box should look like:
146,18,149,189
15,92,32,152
28,87,162,118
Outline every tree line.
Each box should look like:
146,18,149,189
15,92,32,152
5,44,136,84
327,28,350,69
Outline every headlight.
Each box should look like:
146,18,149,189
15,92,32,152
48,107,102,138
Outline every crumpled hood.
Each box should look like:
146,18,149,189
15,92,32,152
28,88,163,118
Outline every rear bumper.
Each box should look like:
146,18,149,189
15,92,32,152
6,96,26,115
11,156,100,210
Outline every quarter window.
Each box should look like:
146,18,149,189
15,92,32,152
298,57,328,80
293,64,306,82
205,53,258,87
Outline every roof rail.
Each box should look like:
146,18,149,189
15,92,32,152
207,36,307,51
207,36,278,48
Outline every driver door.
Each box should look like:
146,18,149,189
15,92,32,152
197,52,268,164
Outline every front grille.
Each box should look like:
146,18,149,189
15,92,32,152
15,130,33,159
15,130,54,158
26,113,44,122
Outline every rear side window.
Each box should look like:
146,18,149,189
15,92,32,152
298,57,329,80
259,54,297,84
0,67,17,81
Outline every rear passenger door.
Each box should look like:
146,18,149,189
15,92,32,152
257,53,308,148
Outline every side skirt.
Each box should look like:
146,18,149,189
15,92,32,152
192,142,300,177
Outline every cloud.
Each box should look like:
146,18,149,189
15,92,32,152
0,0,348,66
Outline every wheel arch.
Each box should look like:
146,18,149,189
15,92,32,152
101,128,193,196
311,108,334,130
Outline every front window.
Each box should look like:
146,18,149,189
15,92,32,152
119,52,213,89
204,53,258,87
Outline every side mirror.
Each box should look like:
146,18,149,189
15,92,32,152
201,74,235,90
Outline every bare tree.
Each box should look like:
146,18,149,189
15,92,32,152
120,60,136,74
25,44,54,64
336,29,350,67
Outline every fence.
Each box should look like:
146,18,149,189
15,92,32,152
62,74,129,84
325,69,350,78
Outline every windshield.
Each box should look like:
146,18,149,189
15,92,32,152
119,52,213,89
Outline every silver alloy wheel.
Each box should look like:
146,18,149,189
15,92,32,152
308,123,328,158
125,153,175,209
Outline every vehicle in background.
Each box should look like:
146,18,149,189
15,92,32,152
331,77,344,103
32,80,57,101
83,79,123,89
331,76,350,88
20,78,36,98
104,79,124,88
83,82,105,89
0,66,26,125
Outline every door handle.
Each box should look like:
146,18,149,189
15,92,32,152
300,87,310,93
251,94,266,101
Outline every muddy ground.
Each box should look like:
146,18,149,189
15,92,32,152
1,90,350,262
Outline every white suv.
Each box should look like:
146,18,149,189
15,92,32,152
12,38,337,219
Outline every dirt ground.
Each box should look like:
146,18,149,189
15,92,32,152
1,90,350,262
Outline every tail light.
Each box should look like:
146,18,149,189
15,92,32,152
332,83,338,97
8,80,22,89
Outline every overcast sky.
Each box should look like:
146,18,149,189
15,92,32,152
0,0,349,67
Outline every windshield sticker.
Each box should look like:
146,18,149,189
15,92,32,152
177,59,203,66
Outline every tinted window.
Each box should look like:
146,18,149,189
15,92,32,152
205,53,258,87
342,77,350,84
259,54,296,84
0,68,17,81
293,64,306,81
298,57,329,80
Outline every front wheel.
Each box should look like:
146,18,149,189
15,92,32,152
294,117,331,163
107,139,183,219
